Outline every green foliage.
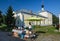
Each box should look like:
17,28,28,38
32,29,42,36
52,14,59,24
2,15,6,24
0,10,3,25
6,6,15,28
0,23,7,28
0,24,7,31
33,25,59,34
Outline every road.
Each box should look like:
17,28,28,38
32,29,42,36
0,31,25,41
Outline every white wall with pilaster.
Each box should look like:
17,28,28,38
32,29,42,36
39,11,52,26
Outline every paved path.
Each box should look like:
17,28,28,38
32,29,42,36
0,31,25,41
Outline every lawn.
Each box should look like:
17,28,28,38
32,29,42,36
0,23,7,31
0,24,7,28
33,25,60,34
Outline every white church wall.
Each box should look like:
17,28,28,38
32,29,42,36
48,12,52,25
39,12,48,17
13,9,52,27
24,14,33,26
39,11,52,26
24,14,37,26
14,12,24,27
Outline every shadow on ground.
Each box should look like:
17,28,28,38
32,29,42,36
0,31,25,41
36,31,46,33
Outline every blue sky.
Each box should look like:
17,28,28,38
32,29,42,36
0,0,60,16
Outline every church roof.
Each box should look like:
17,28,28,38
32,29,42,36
16,9,47,18
39,10,53,15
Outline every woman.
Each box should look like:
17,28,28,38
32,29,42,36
28,22,32,31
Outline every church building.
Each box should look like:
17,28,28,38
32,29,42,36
38,3,52,26
13,3,53,27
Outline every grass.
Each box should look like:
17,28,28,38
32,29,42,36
33,25,60,34
0,24,7,28
0,23,7,31
0,24,13,32
0,24,60,34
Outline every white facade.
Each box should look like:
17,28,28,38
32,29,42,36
39,11,52,26
13,12,24,27
12,1,53,27
13,9,52,27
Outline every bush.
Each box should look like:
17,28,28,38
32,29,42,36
0,24,7,31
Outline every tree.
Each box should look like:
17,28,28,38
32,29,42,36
0,10,3,25
52,14,59,24
6,6,14,28
3,14,6,24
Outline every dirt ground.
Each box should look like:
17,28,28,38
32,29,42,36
35,33,60,41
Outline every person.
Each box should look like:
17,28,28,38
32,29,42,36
28,22,32,31
12,26,16,33
17,27,22,38
20,27,25,39
24,30,29,40
12,26,19,37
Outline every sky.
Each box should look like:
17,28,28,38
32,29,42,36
0,0,60,16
